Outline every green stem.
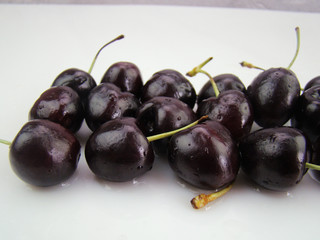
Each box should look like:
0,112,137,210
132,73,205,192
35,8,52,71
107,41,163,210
0,139,11,146
186,57,220,97
88,34,124,74
240,61,265,71
194,57,213,74
306,162,320,171
147,116,208,142
199,69,220,98
287,27,300,70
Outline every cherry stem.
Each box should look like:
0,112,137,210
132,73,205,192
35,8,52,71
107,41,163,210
186,57,220,97
240,27,300,71
191,185,232,209
88,34,125,74
240,61,265,71
287,27,300,70
0,139,11,146
306,162,320,171
146,115,208,142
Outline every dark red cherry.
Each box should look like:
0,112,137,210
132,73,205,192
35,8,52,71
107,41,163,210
304,76,320,91
197,73,246,104
84,83,140,132
141,69,197,109
246,67,300,128
101,61,143,98
29,86,84,133
242,28,302,128
85,118,154,182
9,120,81,187
291,85,320,143
196,90,253,141
239,127,311,191
168,120,240,190
136,96,197,156
51,68,96,102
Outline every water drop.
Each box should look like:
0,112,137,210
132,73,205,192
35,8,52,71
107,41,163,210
286,192,294,198
204,147,209,154
177,181,186,188
137,165,144,170
108,94,116,101
61,182,71,188
216,114,222,121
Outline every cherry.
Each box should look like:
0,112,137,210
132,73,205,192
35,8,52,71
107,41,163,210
141,69,197,109
241,27,301,128
168,120,240,190
2,119,81,187
84,83,140,132
197,90,253,141
52,35,124,102
52,68,97,102
304,76,320,91
247,68,300,127
29,86,84,133
197,73,246,104
136,96,197,156
187,58,253,141
85,118,154,182
291,85,320,143
239,127,314,191
101,61,143,98
85,116,206,182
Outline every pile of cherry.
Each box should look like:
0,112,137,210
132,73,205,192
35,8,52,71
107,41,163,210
2,29,320,209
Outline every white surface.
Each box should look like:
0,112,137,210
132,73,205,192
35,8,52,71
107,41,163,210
1,4,320,240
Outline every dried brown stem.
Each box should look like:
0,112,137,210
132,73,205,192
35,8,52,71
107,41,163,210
191,185,232,209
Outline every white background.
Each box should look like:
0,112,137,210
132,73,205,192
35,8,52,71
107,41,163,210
0,3,320,240
1,0,320,12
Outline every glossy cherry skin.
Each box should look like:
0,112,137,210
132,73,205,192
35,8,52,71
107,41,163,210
29,86,84,133
197,73,246,104
239,127,311,191
101,62,143,98
9,120,81,187
85,83,140,132
304,76,320,91
168,120,240,190
247,68,300,128
291,85,320,143
51,68,96,102
309,137,320,183
85,118,154,182
141,69,197,109
136,96,197,156
197,90,253,141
